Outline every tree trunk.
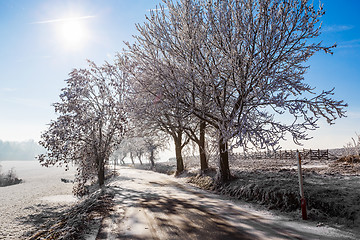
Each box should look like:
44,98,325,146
218,136,231,183
98,157,105,186
138,155,143,165
149,148,155,168
120,154,126,165
174,133,184,175
130,152,135,165
199,120,208,171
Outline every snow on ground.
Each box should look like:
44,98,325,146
0,161,77,239
97,167,358,239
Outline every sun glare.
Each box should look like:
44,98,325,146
56,18,90,50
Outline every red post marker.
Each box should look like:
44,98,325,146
297,150,307,220
301,198,307,220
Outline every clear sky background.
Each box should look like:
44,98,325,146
0,0,359,151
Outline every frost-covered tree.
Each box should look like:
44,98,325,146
129,0,347,182
126,71,189,173
111,147,127,165
127,137,147,165
38,61,127,195
128,130,169,168
113,137,148,165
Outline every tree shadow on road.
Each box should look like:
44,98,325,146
95,173,351,240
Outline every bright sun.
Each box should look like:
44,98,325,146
56,18,90,50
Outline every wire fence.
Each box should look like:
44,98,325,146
233,149,333,160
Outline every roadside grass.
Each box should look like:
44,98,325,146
26,188,114,240
24,167,116,239
136,156,360,229
189,169,360,227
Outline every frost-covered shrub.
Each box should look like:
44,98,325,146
343,133,360,157
0,167,22,187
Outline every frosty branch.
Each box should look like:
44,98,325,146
38,61,127,195
129,0,347,183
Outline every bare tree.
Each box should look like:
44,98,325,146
135,142,145,165
127,137,147,165
139,97,189,173
140,132,169,168
38,61,127,195
123,55,191,174
114,137,148,165
129,0,347,183
111,148,127,165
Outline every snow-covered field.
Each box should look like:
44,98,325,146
0,161,77,239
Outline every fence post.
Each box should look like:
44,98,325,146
302,148,305,159
326,149,329,160
297,150,307,220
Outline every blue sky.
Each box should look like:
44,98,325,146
0,0,359,150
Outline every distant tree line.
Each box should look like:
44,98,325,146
0,140,44,161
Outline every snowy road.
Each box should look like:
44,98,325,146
96,167,357,240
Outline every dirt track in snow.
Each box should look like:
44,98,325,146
96,167,358,240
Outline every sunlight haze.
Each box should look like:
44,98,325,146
0,0,359,150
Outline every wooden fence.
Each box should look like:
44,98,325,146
235,149,329,160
